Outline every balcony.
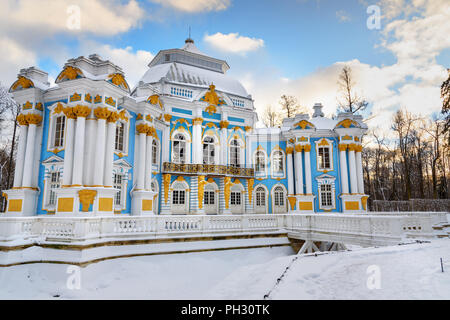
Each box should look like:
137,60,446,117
162,162,255,178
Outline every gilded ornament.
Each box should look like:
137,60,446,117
63,107,76,119
224,176,233,209
108,73,129,90
203,84,220,106
35,103,43,111
73,105,91,118
78,189,97,212
219,120,229,129
85,93,92,103
338,144,348,152
286,146,294,154
10,76,34,91
70,92,81,102
23,101,33,110
336,119,357,128
105,97,116,107
164,114,172,122
303,144,311,152
193,117,203,125
107,111,120,123
136,123,149,135
25,113,42,125
197,176,207,209
247,178,254,204
205,105,217,115
94,107,111,120
94,95,102,104
17,114,27,126
147,94,163,108
53,103,64,114
318,139,329,146
163,174,171,204
57,66,82,82
294,120,314,130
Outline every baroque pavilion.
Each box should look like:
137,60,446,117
3,38,368,216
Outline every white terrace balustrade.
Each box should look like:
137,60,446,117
0,213,445,245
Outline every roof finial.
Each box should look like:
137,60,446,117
185,26,194,44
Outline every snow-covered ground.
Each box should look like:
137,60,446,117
0,239,449,299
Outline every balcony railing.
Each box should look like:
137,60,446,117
162,162,255,178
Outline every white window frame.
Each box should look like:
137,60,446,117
112,159,132,211
202,136,216,165
271,184,287,213
47,104,67,152
316,175,336,210
171,131,191,164
41,155,64,212
270,148,286,178
315,138,334,172
152,138,160,170
254,150,267,176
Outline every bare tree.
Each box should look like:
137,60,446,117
337,65,368,114
279,95,306,118
441,68,450,134
261,105,280,127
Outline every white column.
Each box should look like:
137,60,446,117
136,131,147,190
356,148,364,194
304,146,312,194
84,119,96,186
294,146,303,195
145,134,153,190
348,146,358,194
13,123,28,188
220,126,228,165
93,118,107,186
22,123,37,188
246,134,252,169
31,125,43,188
103,119,116,187
286,150,294,195
339,145,349,194
192,119,202,164
162,124,170,163
72,116,86,186
62,117,75,186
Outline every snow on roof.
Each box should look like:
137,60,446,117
181,40,205,56
309,116,337,130
139,62,249,98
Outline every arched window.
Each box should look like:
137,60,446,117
203,136,215,164
255,151,266,173
173,133,186,164
256,186,266,207
272,151,284,174
48,171,61,206
113,173,123,206
152,139,158,165
274,186,285,206
229,139,240,167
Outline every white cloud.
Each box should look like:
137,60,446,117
0,0,146,86
149,0,230,13
81,42,154,89
1,0,144,36
204,32,264,54
244,0,449,132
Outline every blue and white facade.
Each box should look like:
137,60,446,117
3,39,369,216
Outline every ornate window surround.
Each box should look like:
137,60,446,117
315,138,334,173
270,146,286,179
112,159,132,211
316,174,336,210
228,138,244,168
271,183,287,213
254,183,269,214
41,155,64,212
47,103,68,153
253,147,268,179
171,130,191,164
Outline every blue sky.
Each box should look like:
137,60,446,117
1,0,449,131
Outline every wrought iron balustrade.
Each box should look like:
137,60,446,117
162,162,255,178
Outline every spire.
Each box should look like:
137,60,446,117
185,26,194,44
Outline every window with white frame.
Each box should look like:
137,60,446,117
230,191,241,205
204,190,215,205
152,139,159,165
172,190,186,205
255,151,266,174
115,122,125,152
229,139,240,168
113,174,123,206
53,115,66,148
48,172,61,206
318,146,331,170
256,187,266,206
173,133,186,164
274,186,285,206
203,136,215,164
272,151,284,175
320,184,333,208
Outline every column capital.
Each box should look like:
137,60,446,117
348,143,357,152
73,105,91,118
220,120,229,129
63,107,77,119
17,113,28,126
107,111,120,123
303,144,311,152
295,144,303,153
24,113,42,125
136,123,149,135
147,126,157,137
193,117,203,125
94,107,111,120
354,144,363,152
163,114,172,123
286,146,294,154
338,144,348,151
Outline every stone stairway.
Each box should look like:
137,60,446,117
432,222,450,238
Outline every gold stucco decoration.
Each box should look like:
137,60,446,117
197,176,208,209
78,189,97,212
163,174,171,204
224,176,233,209
10,76,34,91
94,107,111,120
247,178,254,204
57,66,83,82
